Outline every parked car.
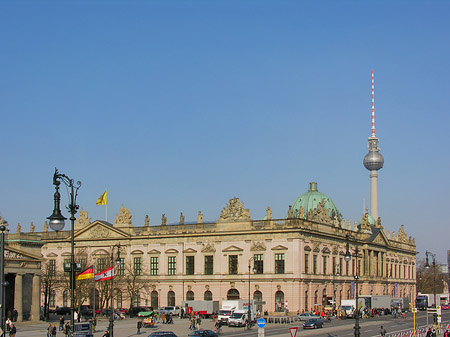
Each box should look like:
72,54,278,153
303,318,323,329
160,306,181,316
80,305,93,317
188,330,218,337
148,332,177,337
442,303,450,310
56,307,71,315
297,313,320,321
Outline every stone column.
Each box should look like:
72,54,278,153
14,273,23,322
31,274,40,322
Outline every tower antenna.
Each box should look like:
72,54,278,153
371,70,375,138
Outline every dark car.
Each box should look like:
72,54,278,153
188,330,218,337
80,305,93,317
130,306,152,318
303,318,323,329
56,307,71,315
148,332,177,337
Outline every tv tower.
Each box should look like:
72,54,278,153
363,70,384,221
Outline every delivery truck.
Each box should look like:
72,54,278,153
181,300,219,318
218,300,254,324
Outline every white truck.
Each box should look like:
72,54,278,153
218,300,254,325
228,309,256,327
339,299,366,318
181,300,219,318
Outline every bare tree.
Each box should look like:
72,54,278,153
416,258,448,294
41,261,64,320
115,263,151,310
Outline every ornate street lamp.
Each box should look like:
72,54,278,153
344,235,360,337
248,257,256,326
425,251,437,309
109,244,121,337
0,217,8,335
47,168,81,335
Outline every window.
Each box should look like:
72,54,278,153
79,258,87,270
275,253,285,274
346,260,349,276
168,256,177,275
168,290,175,306
229,255,238,275
204,290,212,301
97,257,107,272
133,292,141,307
275,291,284,312
186,290,194,300
254,254,263,274
134,257,142,276
254,290,263,312
304,254,309,274
49,260,56,276
313,255,318,274
204,255,213,275
323,256,328,275
63,290,68,307
116,290,122,309
50,290,56,307
332,257,336,274
186,256,194,275
151,290,158,309
150,257,159,276
117,258,125,276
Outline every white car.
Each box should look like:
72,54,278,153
159,306,181,316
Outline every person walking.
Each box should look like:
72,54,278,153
59,316,65,331
137,320,142,334
9,324,16,337
380,326,386,337
5,318,11,333
444,330,450,337
52,324,57,337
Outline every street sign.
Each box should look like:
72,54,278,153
289,327,298,337
257,318,266,328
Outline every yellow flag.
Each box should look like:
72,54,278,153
96,190,107,206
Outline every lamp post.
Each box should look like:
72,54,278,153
0,217,8,336
109,244,121,337
333,266,340,311
47,168,81,336
248,257,255,325
425,251,437,308
344,235,360,337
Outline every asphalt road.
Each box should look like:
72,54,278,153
13,310,450,337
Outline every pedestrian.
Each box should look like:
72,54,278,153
64,322,71,337
59,316,65,331
444,330,450,337
52,324,57,337
9,324,16,337
161,313,166,324
47,323,53,337
426,329,432,337
380,326,386,337
5,318,11,332
432,329,437,337
137,320,142,334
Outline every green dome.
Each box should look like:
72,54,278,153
358,212,376,226
292,182,342,220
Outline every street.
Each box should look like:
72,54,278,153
13,310,450,337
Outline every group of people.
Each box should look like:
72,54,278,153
5,318,16,337
189,313,202,330
47,322,71,337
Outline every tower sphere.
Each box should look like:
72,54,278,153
363,150,384,171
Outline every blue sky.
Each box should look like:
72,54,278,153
1,1,449,262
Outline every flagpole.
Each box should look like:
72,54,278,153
93,265,96,324
106,203,108,223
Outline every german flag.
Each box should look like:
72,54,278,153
75,266,94,280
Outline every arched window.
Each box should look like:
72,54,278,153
322,289,327,306
168,291,175,306
151,290,158,310
275,290,284,312
204,290,212,301
63,290,68,307
314,290,318,305
133,292,141,307
116,290,122,309
186,290,194,301
227,289,240,300
254,290,262,313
